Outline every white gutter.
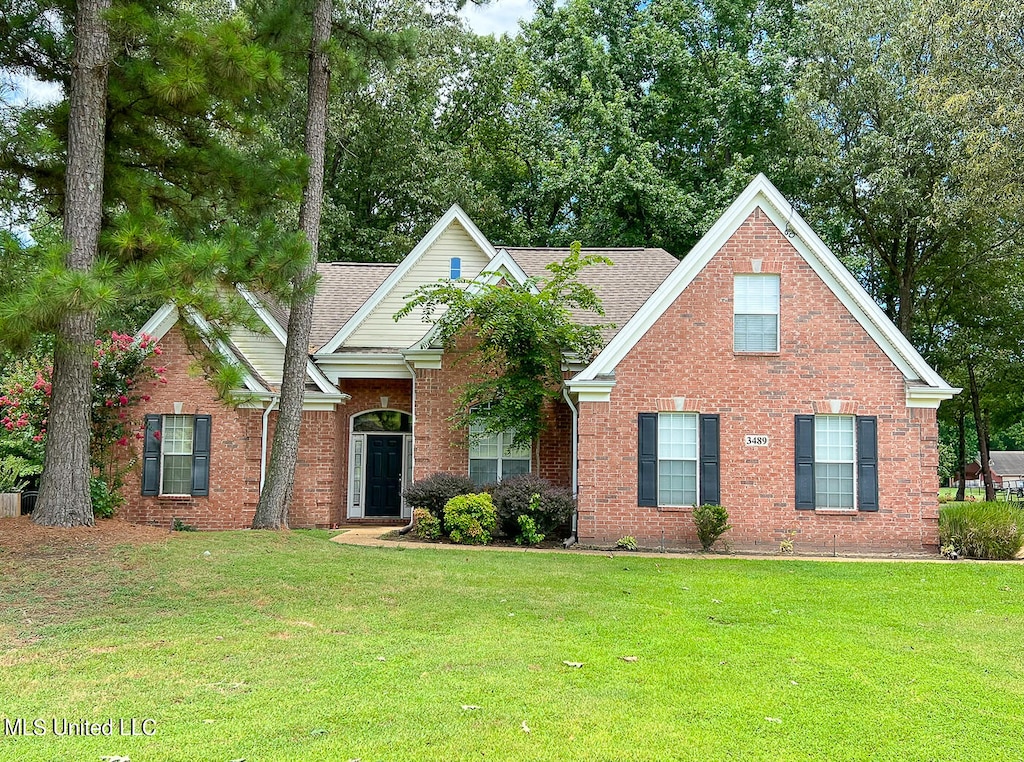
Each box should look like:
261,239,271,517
398,359,418,534
259,395,281,493
562,386,579,548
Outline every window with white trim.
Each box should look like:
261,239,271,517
161,414,195,495
469,422,530,486
657,413,698,505
734,274,780,352
814,415,855,508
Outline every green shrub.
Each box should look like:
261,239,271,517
491,473,574,538
444,493,497,545
90,477,122,519
172,518,197,532
412,508,441,540
939,501,1024,560
0,456,35,493
693,503,731,551
616,536,638,551
403,473,476,527
515,513,545,546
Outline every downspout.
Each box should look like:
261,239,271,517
399,359,417,534
562,386,579,548
259,394,280,494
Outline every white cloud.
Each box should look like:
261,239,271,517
2,72,63,107
460,0,535,37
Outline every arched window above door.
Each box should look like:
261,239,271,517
352,410,411,433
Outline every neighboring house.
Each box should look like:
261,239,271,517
124,175,958,553
959,452,1024,489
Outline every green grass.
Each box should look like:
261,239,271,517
2,531,1023,761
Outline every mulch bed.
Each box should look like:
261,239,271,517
0,515,170,562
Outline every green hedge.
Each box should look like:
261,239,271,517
939,502,1024,560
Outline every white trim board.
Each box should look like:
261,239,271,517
572,174,957,403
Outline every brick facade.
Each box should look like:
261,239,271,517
575,210,940,554
122,202,946,553
121,327,340,530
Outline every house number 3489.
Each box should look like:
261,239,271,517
744,435,769,447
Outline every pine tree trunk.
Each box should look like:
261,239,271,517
968,363,995,502
252,0,332,529
33,0,110,527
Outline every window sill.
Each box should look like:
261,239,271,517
157,494,194,500
813,507,857,515
653,504,694,513
734,351,781,357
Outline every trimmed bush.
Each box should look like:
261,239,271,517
403,473,476,526
444,493,497,545
693,503,731,551
939,501,1024,560
412,508,441,540
491,473,574,538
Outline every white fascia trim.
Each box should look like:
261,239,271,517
313,352,413,380
906,385,962,408
184,309,269,394
402,347,444,369
481,249,536,290
317,204,497,355
566,378,616,402
236,284,339,396
138,303,178,341
575,173,956,398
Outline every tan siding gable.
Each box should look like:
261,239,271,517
345,220,491,348
229,324,285,386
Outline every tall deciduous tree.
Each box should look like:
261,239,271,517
32,0,111,526
253,0,333,529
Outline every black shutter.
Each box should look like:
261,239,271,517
638,413,658,507
142,415,161,496
856,416,879,511
699,414,720,505
191,415,212,497
795,415,815,510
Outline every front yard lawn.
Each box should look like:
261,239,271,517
1,526,1023,761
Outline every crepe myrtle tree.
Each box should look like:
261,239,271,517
395,242,612,447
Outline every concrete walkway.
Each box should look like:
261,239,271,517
328,525,975,563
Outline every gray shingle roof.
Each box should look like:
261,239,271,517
988,451,1024,477
309,262,397,351
503,247,680,341
256,249,678,353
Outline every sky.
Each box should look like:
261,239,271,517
459,0,535,36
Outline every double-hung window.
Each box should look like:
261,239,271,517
141,414,211,497
795,415,878,511
469,422,530,486
658,413,698,506
638,413,720,508
734,274,780,352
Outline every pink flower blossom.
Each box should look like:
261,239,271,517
153,430,161,441
32,435,43,442
141,395,151,402
154,347,163,355
92,361,100,368
118,395,129,405
155,367,167,374
116,437,128,446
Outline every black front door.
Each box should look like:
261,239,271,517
365,435,403,517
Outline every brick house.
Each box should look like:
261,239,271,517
124,175,957,552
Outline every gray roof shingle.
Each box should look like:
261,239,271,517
503,247,680,341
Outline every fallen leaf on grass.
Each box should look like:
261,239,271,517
461,705,481,711
619,655,639,662
521,721,531,734
765,717,782,724
562,661,584,668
